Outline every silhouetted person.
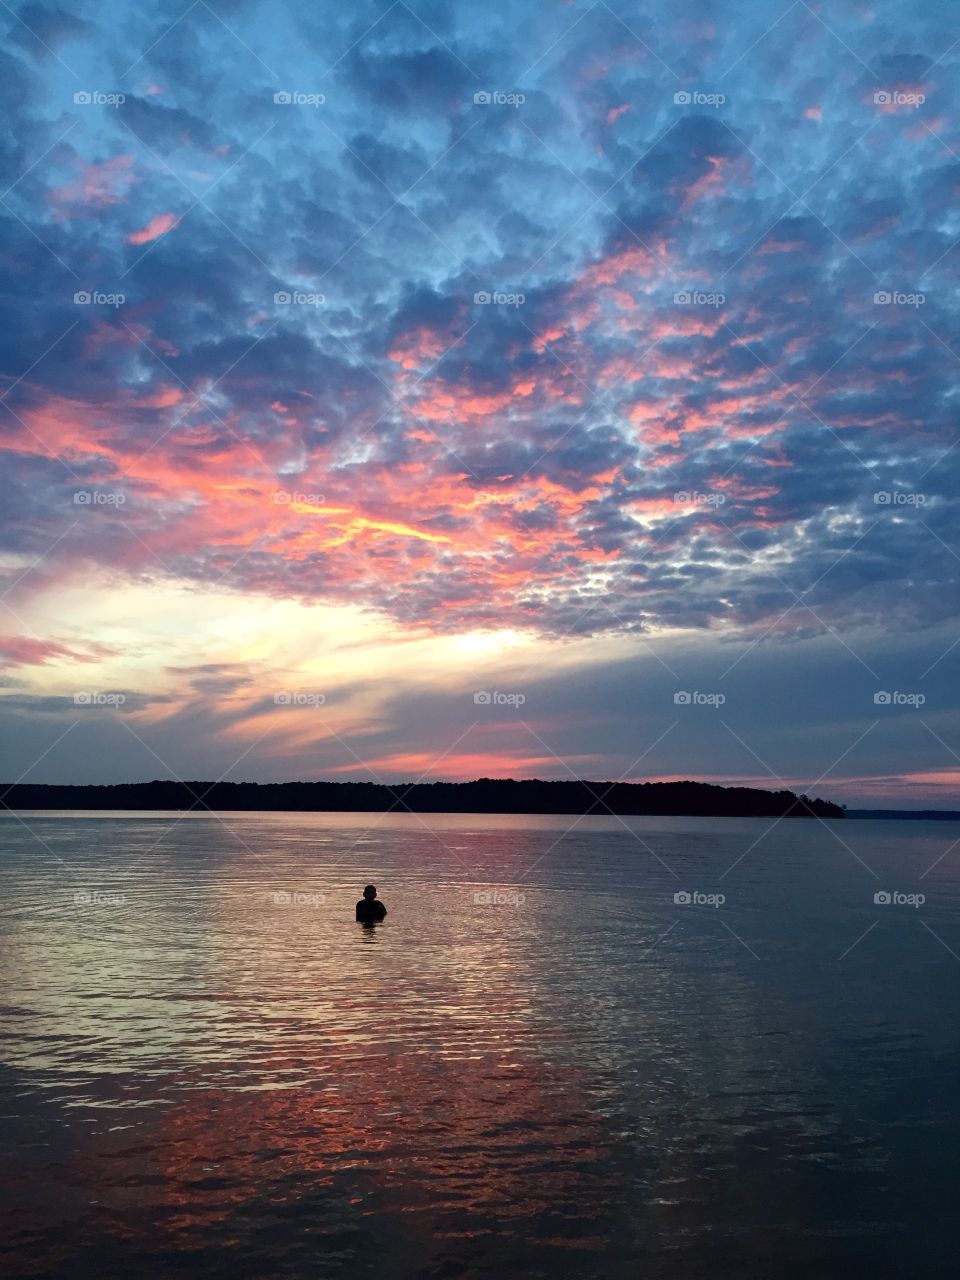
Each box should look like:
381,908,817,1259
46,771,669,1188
356,884,386,924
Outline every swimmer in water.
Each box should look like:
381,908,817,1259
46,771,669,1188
355,884,387,923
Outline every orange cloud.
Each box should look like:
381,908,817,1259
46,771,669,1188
388,325,451,370
127,212,180,244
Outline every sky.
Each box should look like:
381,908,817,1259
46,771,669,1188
0,0,957,805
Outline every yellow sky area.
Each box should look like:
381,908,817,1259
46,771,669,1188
286,501,451,546
8,574,626,723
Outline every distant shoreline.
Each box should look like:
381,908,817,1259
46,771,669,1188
2,808,955,822
845,809,960,821
0,778,843,818
4,784,954,820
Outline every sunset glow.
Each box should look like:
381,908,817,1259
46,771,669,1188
0,0,957,805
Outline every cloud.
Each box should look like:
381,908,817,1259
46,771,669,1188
7,2,91,56
126,211,179,243
0,0,956,793
0,635,117,667
49,154,136,214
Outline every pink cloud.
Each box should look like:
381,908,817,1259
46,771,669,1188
0,635,117,667
127,212,180,245
681,154,732,209
50,155,136,213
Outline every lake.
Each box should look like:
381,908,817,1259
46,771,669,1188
1,810,958,1278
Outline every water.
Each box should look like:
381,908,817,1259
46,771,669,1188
1,810,958,1279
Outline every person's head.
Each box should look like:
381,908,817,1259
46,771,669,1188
363,884,377,900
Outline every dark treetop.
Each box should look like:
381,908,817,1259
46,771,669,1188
1,778,844,818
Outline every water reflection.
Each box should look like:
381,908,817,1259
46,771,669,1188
1,812,959,1278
